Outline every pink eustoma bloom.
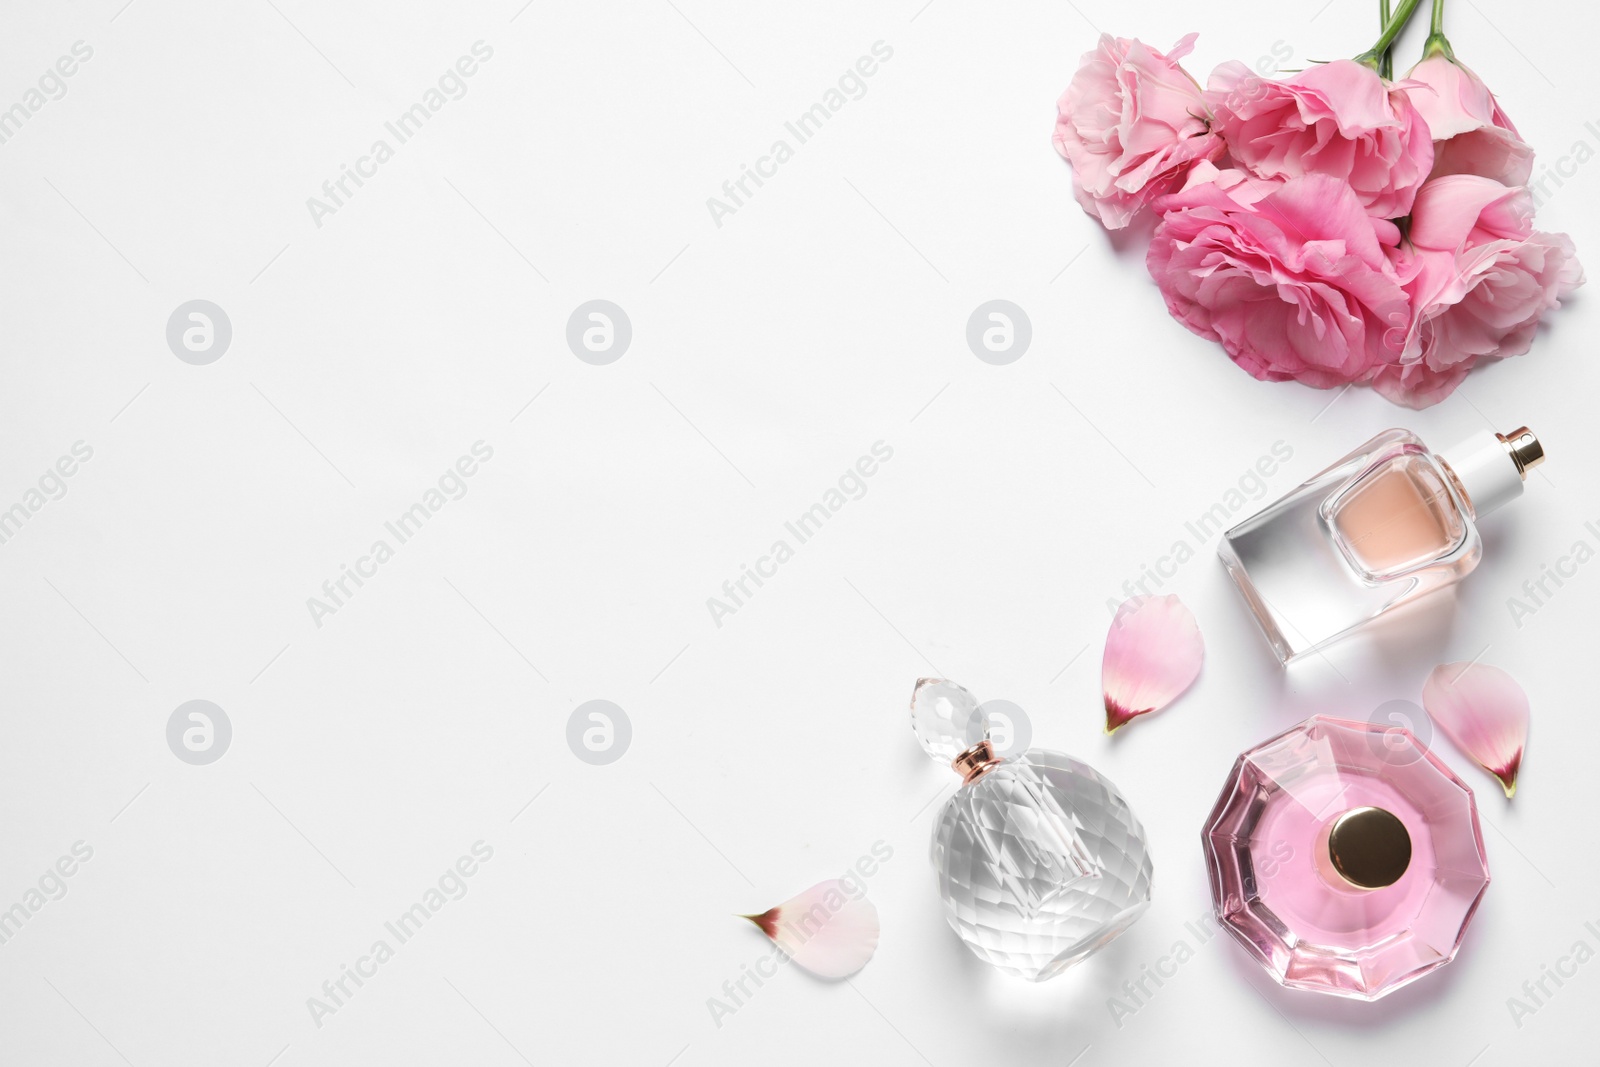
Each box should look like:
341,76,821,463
1148,164,1409,389
1054,33,1225,229
1405,53,1533,186
1208,59,1434,219
1374,175,1582,407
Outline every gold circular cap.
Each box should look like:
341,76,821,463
1328,807,1412,890
1499,427,1544,477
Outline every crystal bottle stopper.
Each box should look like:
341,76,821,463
909,678,1001,781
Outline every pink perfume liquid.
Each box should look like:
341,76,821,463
1203,716,1490,1000
1329,454,1467,579
1252,773,1433,945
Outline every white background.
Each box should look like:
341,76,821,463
1,0,1595,1064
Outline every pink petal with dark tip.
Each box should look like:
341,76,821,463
740,879,879,979
1102,595,1204,733
1423,662,1530,797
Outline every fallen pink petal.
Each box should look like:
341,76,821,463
1102,594,1204,733
741,879,880,979
1422,661,1530,797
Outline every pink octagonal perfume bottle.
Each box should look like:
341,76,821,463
1202,716,1490,1000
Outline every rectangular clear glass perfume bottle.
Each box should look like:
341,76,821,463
1219,426,1543,663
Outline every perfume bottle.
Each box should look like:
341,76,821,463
1202,715,1490,1000
1220,426,1544,662
910,678,1152,981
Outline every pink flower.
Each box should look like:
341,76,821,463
1054,33,1225,229
1148,165,1410,388
1207,59,1434,219
1373,175,1583,407
1404,54,1533,186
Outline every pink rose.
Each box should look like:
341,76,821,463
1207,59,1434,219
1054,33,1225,229
1147,165,1409,388
1373,175,1583,407
1403,54,1533,186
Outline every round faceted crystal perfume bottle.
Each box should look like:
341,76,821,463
911,678,1153,981
1202,715,1490,1000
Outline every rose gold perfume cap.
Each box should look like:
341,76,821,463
1441,427,1543,519
1499,427,1544,476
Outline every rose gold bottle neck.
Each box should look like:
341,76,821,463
951,740,1003,783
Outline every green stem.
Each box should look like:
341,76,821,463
1356,0,1424,69
1423,0,1455,59
1379,0,1394,78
